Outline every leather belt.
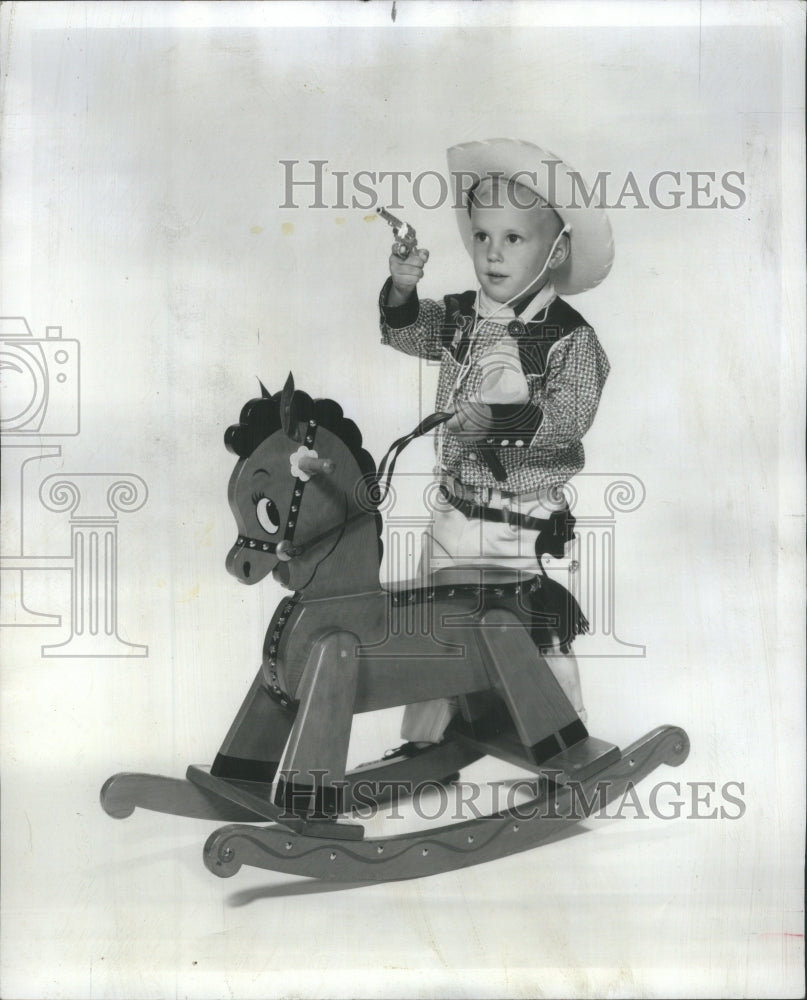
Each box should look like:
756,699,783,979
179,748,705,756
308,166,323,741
439,485,551,532
437,485,575,559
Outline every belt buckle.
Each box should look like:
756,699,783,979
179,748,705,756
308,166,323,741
453,481,490,506
459,482,478,504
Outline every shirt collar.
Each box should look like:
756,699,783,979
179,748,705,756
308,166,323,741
477,281,557,323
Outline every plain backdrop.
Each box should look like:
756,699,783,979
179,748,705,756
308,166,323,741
1,2,804,998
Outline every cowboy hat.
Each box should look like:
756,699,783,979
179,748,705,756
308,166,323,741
447,138,614,294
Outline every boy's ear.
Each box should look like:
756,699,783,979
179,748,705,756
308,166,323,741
549,233,571,269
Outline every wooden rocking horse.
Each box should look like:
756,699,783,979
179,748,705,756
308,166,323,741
101,375,689,882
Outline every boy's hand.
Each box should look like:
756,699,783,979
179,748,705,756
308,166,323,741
388,247,430,305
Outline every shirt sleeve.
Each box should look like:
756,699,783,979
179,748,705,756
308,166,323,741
527,326,610,448
483,402,544,442
378,277,446,361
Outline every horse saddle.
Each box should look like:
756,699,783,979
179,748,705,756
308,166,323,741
385,565,587,653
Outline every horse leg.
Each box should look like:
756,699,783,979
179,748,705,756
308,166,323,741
211,670,296,784
274,631,358,817
476,608,587,758
462,609,621,781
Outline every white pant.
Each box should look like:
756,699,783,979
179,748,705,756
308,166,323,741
421,490,565,576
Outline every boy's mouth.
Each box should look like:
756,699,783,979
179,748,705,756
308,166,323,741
486,271,508,281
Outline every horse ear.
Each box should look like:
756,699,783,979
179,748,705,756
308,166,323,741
258,379,271,399
280,371,301,440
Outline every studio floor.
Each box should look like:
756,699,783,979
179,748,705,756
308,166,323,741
1,620,803,1000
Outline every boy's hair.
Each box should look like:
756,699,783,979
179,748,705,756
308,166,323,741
466,175,564,232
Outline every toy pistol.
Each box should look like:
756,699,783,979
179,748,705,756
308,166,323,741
377,206,420,260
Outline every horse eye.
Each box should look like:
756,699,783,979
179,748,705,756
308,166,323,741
255,497,280,535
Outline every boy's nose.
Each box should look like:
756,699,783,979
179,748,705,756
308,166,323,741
487,242,503,262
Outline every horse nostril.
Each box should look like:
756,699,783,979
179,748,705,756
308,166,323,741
243,561,251,579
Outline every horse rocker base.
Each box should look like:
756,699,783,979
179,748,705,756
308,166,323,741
100,376,690,883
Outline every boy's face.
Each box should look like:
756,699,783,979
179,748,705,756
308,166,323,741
469,181,565,303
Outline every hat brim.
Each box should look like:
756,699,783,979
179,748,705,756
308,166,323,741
447,138,614,295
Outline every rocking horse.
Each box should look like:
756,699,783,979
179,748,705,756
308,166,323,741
101,375,689,882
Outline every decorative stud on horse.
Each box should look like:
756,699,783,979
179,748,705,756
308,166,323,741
101,375,690,882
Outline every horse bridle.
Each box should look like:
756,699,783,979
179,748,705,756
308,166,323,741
232,410,453,563
232,417,322,562
233,417,363,564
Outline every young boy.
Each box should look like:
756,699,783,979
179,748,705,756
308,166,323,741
378,138,614,747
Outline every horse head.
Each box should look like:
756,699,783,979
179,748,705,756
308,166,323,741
224,374,382,594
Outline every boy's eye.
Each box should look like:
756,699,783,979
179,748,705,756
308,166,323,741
507,233,522,244
473,232,488,242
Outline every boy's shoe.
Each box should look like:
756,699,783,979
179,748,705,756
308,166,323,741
380,742,459,786
382,740,435,760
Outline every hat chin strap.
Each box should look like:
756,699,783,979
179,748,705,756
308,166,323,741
476,223,570,324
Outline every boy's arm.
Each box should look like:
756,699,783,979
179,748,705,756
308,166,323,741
526,327,610,447
378,244,445,360
454,326,609,447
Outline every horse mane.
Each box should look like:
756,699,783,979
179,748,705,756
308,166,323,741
224,385,384,559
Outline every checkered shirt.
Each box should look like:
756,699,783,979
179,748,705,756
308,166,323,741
379,281,610,495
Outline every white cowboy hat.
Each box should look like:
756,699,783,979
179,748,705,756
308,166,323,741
447,138,614,295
